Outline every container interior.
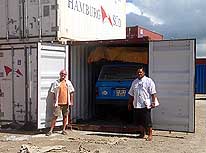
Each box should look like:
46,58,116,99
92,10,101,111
70,42,149,129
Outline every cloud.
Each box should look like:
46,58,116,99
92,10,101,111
126,0,206,57
197,40,206,57
126,2,141,15
126,2,163,25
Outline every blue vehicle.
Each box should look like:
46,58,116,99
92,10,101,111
95,64,138,104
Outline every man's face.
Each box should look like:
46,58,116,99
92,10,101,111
136,68,145,79
60,70,67,80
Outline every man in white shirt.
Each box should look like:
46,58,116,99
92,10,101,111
128,65,157,141
46,69,75,136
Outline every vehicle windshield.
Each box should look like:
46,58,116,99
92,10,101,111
98,65,137,81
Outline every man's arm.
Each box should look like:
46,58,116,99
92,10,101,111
70,92,74,106
149,78,157,108
52,93,58,107
151,93,156,108
128,95,134,111
49,81,58,107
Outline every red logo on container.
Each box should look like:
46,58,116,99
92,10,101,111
4,66,23,77
100,6,113,26
4,66,12,76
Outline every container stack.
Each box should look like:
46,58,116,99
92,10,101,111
196,58,206,94
0,0,71,129
0,0,127,130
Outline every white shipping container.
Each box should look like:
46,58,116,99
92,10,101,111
0,42,68,129
0,0,126,42
69,39,195,132
0,39,195,132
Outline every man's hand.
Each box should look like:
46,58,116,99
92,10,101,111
54,103,58,107
128,95,134,111
128,103,132,111
151,94,157,109
151,102,155,108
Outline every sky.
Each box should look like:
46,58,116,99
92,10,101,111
126,0,206,58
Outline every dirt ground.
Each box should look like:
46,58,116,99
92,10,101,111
0,96,206,153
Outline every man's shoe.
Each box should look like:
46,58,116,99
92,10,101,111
46,131,52,136
137,132,146,138
67,125,72,130
146,136,152,141
62,130,67,135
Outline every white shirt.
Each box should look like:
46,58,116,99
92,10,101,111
128,76,156,108
50,79,75,105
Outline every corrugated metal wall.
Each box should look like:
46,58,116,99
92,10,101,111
126,26,163,40
195,64,206,94
196,58,206,65
70,45,97,122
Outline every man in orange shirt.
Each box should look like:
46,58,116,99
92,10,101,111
46,69,75,136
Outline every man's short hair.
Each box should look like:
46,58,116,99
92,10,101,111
60,69,67,75
137,65,145,71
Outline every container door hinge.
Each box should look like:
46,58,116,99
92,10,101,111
51,26,59,32
0,112,4,117
51,4,58,10
0,89,4,97
20,0,25,3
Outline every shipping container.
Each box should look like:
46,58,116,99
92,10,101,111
67,39,195,133
126,26,163,40
0,42,68,129
195,64,206,94
0,0,126,43
0,39,195,133
196,58,206,65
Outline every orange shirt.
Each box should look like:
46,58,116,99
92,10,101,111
58,80,68,105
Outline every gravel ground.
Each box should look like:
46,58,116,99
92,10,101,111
0,97,205,153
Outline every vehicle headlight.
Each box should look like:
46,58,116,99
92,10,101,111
102,90,108,95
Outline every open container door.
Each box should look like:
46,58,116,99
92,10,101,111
37,43,68,129
149,39,195,132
